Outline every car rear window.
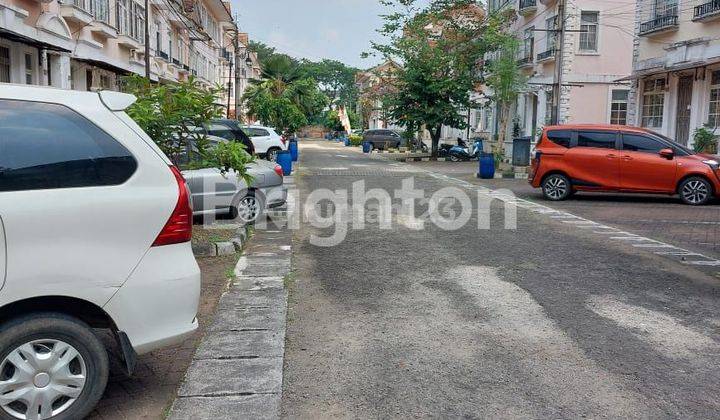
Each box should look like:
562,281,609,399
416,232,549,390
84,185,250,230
0,99,137,192
545,130,572,148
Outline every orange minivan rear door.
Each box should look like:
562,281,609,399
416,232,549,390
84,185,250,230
564,130,620,189
619,133,677,192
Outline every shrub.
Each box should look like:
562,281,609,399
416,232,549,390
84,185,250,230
693,125,718,154
349,134,363,146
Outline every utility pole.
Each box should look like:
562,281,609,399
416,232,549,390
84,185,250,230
233,32,242,121
226,57,233,118
144,0,150,79
553,0,566,125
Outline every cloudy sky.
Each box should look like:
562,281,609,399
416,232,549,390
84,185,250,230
231,0,416,69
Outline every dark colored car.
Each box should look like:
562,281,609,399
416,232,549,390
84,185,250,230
206,119,256,155
363,129,404,150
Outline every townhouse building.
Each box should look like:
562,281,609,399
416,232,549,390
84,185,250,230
627,0,720,147
481,0,635,148
0,0,243,111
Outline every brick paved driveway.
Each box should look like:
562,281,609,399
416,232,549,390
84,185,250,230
87,254,237,420
407,160,720,260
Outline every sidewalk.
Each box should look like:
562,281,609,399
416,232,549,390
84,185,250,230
170,199,293,419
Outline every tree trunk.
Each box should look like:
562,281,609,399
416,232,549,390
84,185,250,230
429,125,442,158
498,103,511,155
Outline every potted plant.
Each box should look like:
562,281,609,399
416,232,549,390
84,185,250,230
693,124,718,154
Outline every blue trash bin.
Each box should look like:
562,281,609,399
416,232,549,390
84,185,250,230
344,138,351,146
289,139,299,162
362,141,372,153
478,152,495,179
277,150,293,175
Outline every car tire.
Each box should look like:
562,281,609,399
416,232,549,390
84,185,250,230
0,313,109,420
542,173,572,201
266,147,281,162
449,154,461,162
233,190,265,224
678,176,713,206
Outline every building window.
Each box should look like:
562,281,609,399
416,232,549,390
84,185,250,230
24,53,33,84
523,27,534,60
0,46,10,83
132,3,146,43
641,78,666,128
610,89,629,125
545,90,554,125
654,0,678,18
710,71,720,128
546,16,558,51
579,12,599,52
90,0,109,23
116,0,130,36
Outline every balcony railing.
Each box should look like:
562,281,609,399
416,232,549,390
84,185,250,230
639,14,678,35
694,0,720,21
537,49,555,62
172,58,181,66
157,51,168,60
517,56,533,67
518,0,537,14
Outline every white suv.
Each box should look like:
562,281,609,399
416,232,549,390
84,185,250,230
0,85,200,419
242,125,287,161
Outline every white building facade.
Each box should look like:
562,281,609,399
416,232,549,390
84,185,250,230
627,0,720,147
0,0,238,108
481,0,636,148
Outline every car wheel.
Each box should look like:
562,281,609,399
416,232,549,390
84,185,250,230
234,191,264,224
449,154,461,162
542,174,572,201
679,177,713,205
0,314,108,420
266,148,281,162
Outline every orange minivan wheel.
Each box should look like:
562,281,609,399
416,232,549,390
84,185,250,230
678,176,713,206
542,174,572,201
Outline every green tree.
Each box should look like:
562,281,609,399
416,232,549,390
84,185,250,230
248,40,278,66
124,75,254,182
301,59,360,107
369,0,510,157
484,33,527,147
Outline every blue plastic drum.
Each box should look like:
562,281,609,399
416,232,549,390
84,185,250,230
362,142,372,153
478,152,495,179
289,139,299,162
277,150,293,175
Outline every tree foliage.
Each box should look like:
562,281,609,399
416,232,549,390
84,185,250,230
300,59,360,108
368,0,519,156
124,75,254,182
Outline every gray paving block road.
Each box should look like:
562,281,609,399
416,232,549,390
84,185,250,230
281,140,720,419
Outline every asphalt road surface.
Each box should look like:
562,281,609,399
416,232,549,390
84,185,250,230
281,140,720,419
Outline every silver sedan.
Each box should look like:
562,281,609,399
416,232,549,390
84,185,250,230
181,136,287,223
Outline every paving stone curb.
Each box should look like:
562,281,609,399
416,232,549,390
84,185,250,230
192,224,252,257
170,218,291,420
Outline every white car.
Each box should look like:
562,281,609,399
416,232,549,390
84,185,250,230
242,125,287,161
0,85,200,419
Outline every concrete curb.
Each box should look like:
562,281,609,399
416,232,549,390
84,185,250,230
192,224,251,257
170,218,291,420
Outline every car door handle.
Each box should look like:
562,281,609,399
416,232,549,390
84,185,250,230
622,155,633,161
606,154,617,159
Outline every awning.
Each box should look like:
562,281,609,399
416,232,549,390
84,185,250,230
72,57,130,76
0,28,70,53
617,59,719,82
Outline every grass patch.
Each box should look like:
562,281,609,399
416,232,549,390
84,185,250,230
192,225,237,245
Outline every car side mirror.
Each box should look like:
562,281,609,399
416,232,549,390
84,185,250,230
659,148,674,160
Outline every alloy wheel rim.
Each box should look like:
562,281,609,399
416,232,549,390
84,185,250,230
237,197,259,222
544,177,567,200
0,339,87,420
268,150,278,161
682,180,708,204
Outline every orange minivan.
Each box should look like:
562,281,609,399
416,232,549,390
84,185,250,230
529,125,720,205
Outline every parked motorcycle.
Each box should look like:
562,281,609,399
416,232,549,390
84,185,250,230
439,138,483,162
